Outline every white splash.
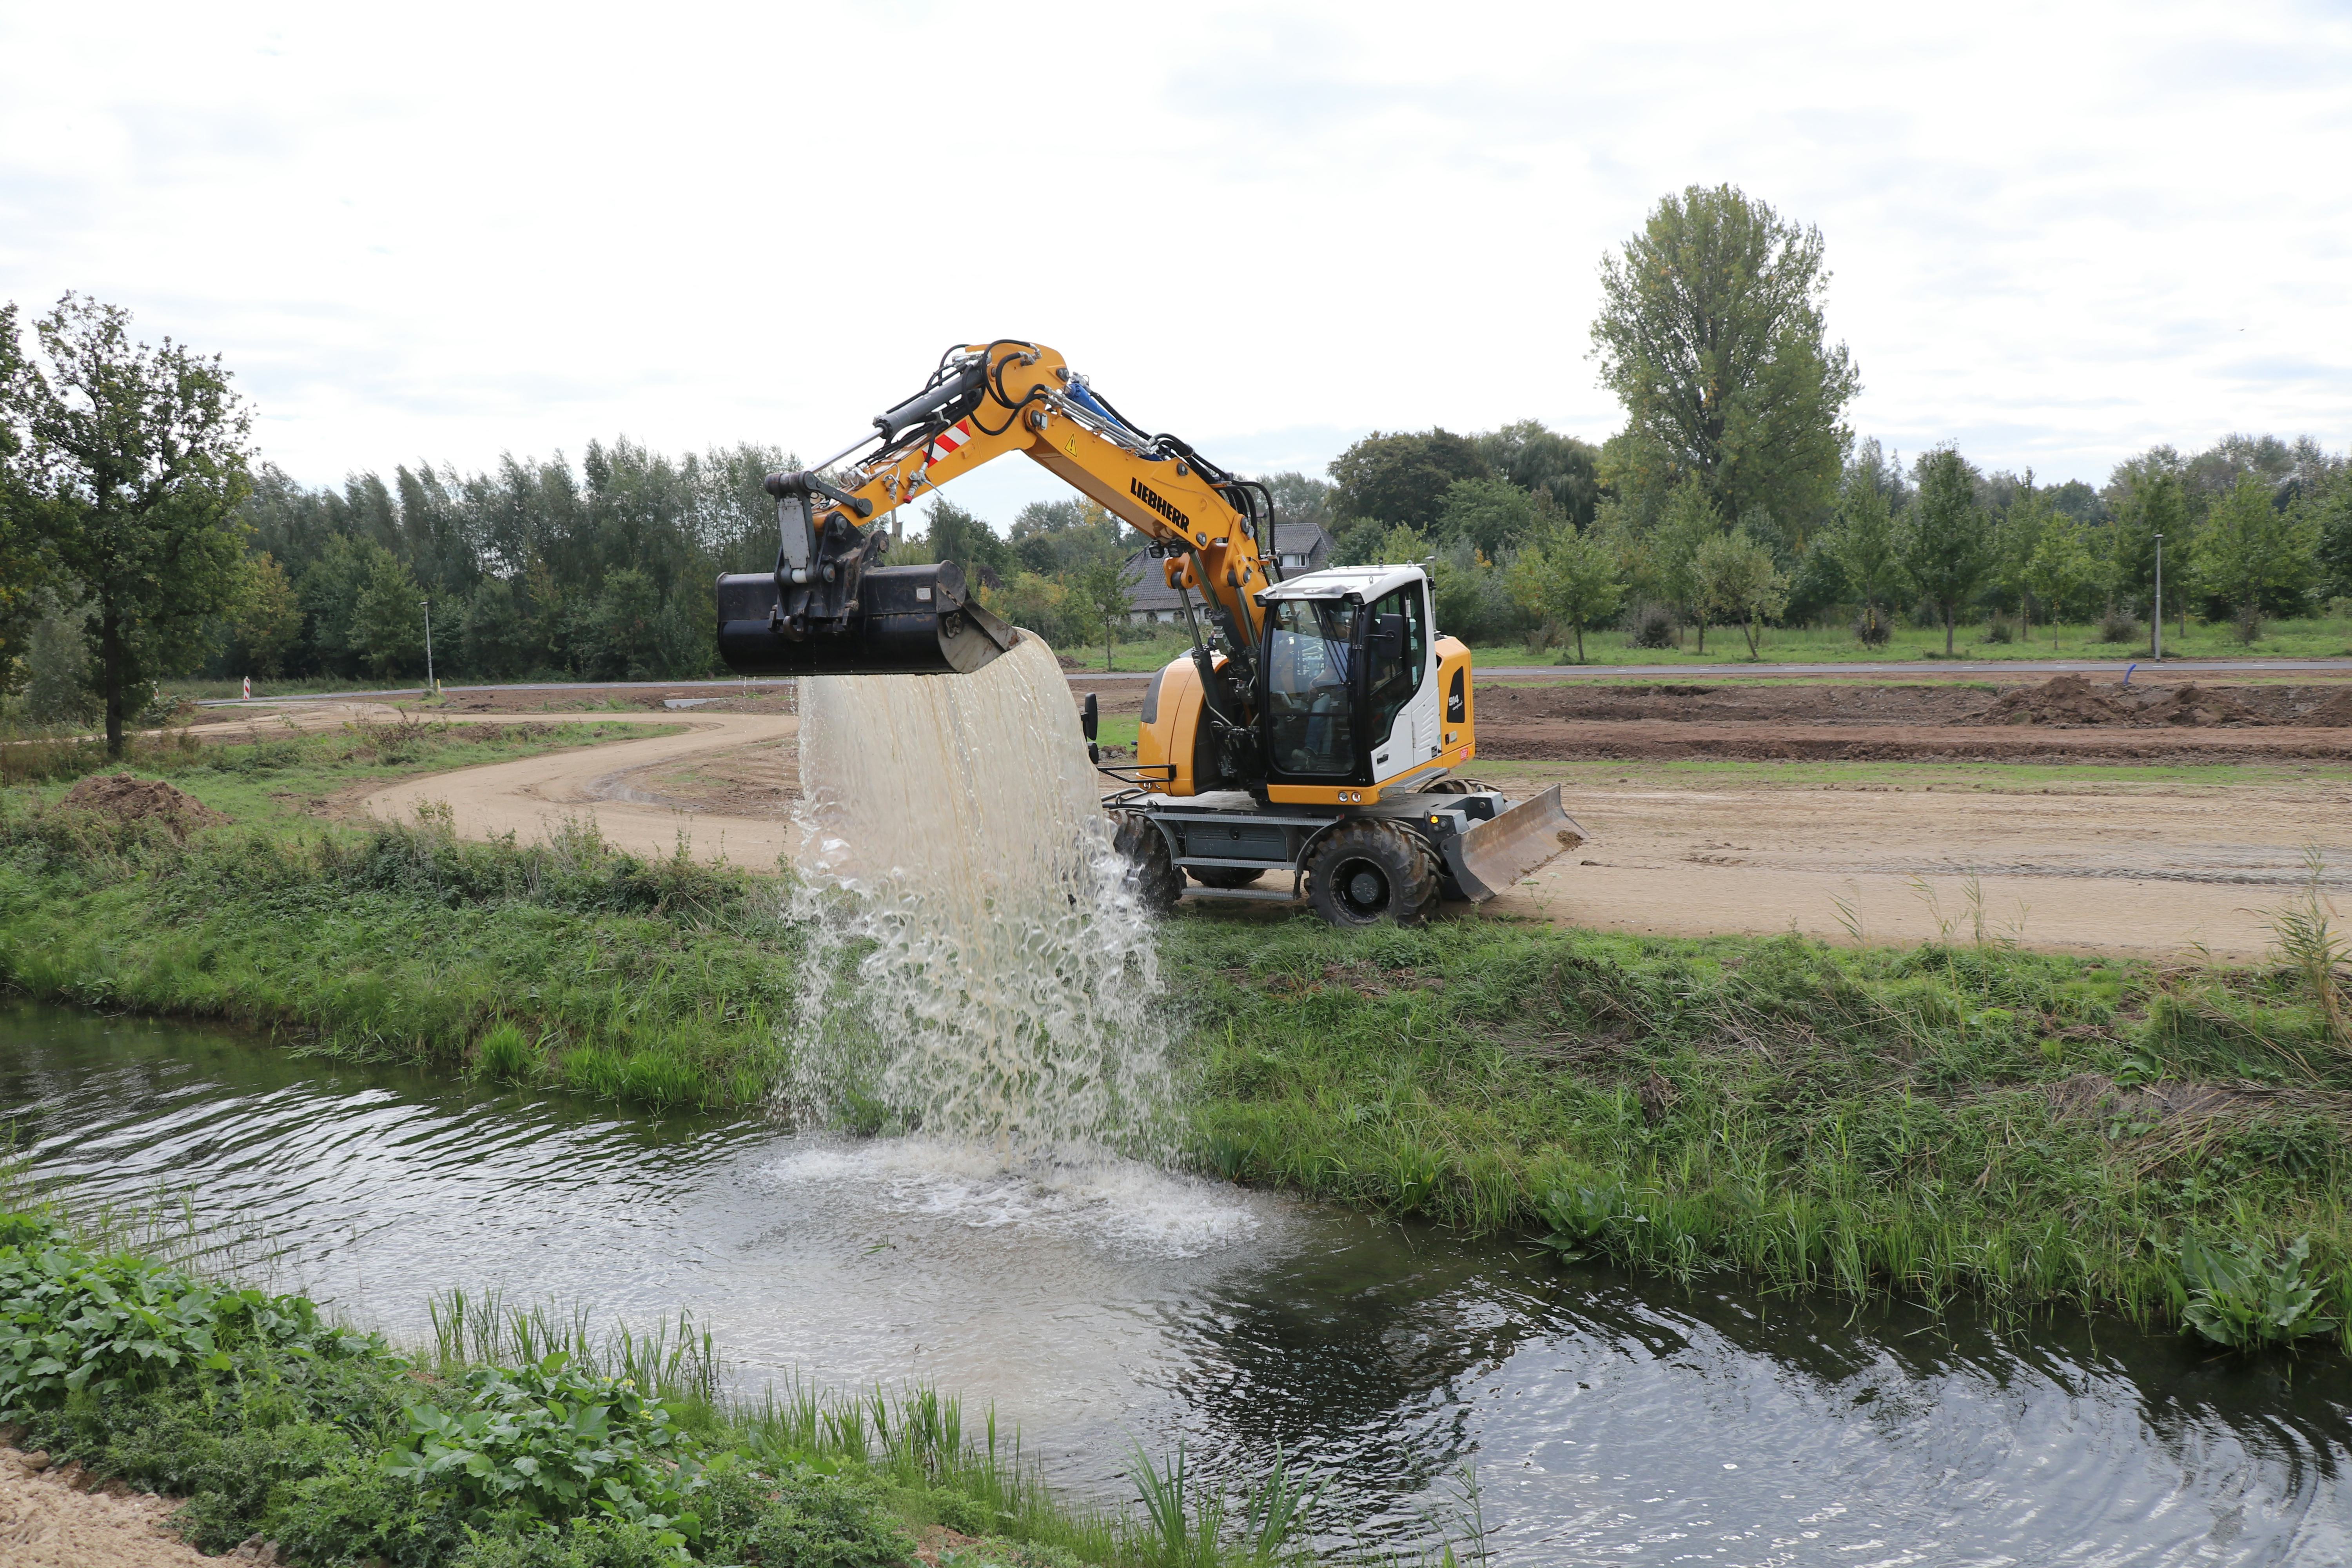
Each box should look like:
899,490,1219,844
764,1138,1267,1261
786,635,1170,1158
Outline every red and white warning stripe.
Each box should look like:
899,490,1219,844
924,417,975,468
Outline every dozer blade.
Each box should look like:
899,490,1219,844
1443,783,1590,902
715,563,1018,677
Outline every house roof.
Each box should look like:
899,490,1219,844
1121,520,1334,612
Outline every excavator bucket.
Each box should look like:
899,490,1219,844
715,562,1019,677
1442,784,1590,902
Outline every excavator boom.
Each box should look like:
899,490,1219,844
717,341,1279,679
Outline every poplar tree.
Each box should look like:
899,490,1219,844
1591,184,1859,538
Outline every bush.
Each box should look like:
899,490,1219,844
1983,614,2016,644
384,1354,706,1539
2180,1232,2339,1349
1853,608,1891,647
2232,604,2264,645
1627,604,1677,650
0,1224,386,1411
2098,609,2143,644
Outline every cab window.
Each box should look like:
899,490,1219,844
1364,583,1425,743
1264,598,1355,776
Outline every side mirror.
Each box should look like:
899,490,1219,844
1369,614,1406,661
1082,691,1099,763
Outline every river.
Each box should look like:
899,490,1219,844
4,1004,2346,1564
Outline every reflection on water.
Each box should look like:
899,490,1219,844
4,1004,2346,1564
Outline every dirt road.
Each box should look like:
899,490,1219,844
1476,769,2350,962
321,671,2352,962
360,711,801,868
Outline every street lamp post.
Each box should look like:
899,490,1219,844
2152,535,2163,661
421,599,436,694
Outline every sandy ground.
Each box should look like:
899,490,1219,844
345,702,2349,962
0,1446,209,1568
1473,769,2351,962
361,710,802,868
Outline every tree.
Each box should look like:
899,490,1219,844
1694,527,1788,659
1471,421,1602,528
1073,554,1131,671
19,296,252,755
1507,524,1623,662
1435,475,1543,557
1590,184,1859,542
1991,488,2052,639
1256,471,1335,533
580,566,661,679
1897,446,1992,655
229,551,303,677
0,303,54,668
1830,466,1898,639
2194,473,2315,636
921,497,1009,583
1656,476,1724,653
2025,515,2097,649
459,576,538,679
1328,429,1486,531
349,548,426,678
2111,468,2189,635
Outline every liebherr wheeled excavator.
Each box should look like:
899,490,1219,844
715,339,1586,926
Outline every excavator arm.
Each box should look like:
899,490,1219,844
716,341,1282,679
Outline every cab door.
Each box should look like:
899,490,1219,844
1361,580,1439,785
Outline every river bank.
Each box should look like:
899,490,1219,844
3,737,2348,1350
0,1209,1332,1568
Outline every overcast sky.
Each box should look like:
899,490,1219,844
5,1,2348,524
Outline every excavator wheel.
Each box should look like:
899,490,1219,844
1111,809,1184,914
1188,866,1265,889
1305,820,1441,929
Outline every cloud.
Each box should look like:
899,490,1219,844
3,0,2348,510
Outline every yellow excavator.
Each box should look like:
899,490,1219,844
715,339,1585,926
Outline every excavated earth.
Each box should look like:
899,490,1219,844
1468,675,2352,763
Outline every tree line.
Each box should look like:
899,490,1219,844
1283,185,2352,659
10,185,2352,761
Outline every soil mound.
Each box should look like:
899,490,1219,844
2303,689,2352,726
61,773,228,837
2131,683,2264,726
1975,675,2135,726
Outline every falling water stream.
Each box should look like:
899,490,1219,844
788,636,1168,1154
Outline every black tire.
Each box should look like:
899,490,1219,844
1305,820,1441,928
1111,809,1184,913
1189,866,1265,889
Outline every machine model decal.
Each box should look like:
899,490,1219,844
1130,477,1190,530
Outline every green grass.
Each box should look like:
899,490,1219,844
1472,612,2352,666
6,743,2350,1348
0,711,680,810
1167,911,2352,1348
0,1210,1390,1567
